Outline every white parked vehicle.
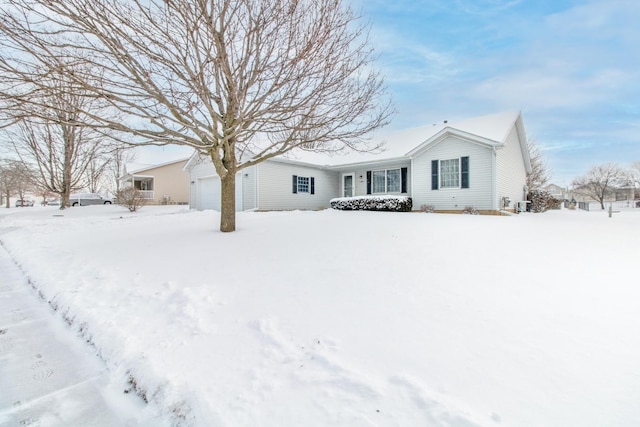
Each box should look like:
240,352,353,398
70,193,113,206
15,199,34,207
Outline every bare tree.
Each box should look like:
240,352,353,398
0,158,33,207
116,186,148,212
0,160,19,207
0,0,393,231
571,163,627,210
108,144,136,195
631,161,640,198
85,156,111,194
4,60,116,209
526,138,551,191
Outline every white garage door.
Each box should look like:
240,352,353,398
198,176,221,211
197,174,243,211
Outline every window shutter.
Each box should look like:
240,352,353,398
310,177,315,194
366,171,372,194
461,156,469,189
292,175,298,193
401,167,408,193
431,160,439,190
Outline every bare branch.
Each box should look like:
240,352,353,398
1,0,394,230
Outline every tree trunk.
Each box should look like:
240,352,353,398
220,171,236,232
61,190,70,209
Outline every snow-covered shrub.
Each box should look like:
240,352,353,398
419,204,435,213
462,206,479,215
330,196,412,212
527,189,560,213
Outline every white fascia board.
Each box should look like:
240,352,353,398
183,150,202,171
515,114,532,174
267,156,333,170
327,156,409,171
406,127,503,158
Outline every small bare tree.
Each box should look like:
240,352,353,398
571,163,626,210
631,161,640,199
0,0,393,231
526,138,551,191
109,144,136,196
0,158,34,207
116,186,147,212
85,157,111,194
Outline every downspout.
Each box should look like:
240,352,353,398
492,147,498,210
255,163,260,210
236,170,243,212
410,157,415,207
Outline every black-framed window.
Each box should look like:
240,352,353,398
432,157,469,190
292,175,315,194
367,167,408,194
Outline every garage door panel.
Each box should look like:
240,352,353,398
198,176,220,211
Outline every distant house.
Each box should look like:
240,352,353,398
119,158,190,205
185,111,532,213
544,184,567,200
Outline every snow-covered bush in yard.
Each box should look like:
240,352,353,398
527,189,561,213
420,204,435,213
330,196,412,212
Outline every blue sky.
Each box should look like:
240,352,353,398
353,0,640,186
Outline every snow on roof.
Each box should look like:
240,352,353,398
124,157,189,175
282,110,521,166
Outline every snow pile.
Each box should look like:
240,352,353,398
0,205,639,426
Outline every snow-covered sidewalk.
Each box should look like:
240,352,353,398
0,241,168,427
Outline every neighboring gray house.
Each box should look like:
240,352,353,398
185,111,532,213
544,184,567,201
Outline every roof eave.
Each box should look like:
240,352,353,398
406,127,502,158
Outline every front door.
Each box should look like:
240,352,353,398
343,174,354,197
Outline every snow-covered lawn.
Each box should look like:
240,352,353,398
1,205,639,427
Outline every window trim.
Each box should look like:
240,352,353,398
297,176,310,193
292,175,315,195
432,156,469,190
367,167,408,194
371,168,403,194
440,158,461,189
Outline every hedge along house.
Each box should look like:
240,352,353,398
185,111,531,213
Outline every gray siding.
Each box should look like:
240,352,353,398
412,136,494,210
257,160,339,210
496,126,528,209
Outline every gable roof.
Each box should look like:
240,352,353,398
124,158,189,175
284,110,526,167
183,111,530,172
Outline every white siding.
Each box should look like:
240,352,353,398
240,165,257,210
197,176,220,210
188,159,245,211
257,160,339,210
496,126,528,209
188,159,216,210
343,162,411,197
412,136,494,210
